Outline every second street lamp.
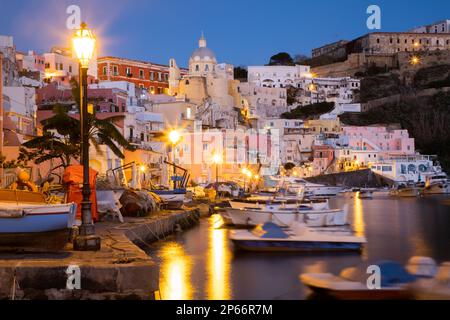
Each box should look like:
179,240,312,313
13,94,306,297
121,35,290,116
169,130,181,189
212,153,222,197
72,22,101,251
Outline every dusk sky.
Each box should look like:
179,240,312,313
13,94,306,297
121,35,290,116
1,0,449,67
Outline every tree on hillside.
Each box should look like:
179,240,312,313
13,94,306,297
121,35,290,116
293,54,310,65
268,52,294,66
234,66,248,80
281,102,335,120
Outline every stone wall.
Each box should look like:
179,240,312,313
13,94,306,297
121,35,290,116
306,169,386,188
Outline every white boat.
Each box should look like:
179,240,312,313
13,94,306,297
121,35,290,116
150,188,186,209
222,205,348,228
358,190,373,199
267,176,341,198
421,173,450,195
230,222,365,252
228,198,330,211
285,178,342,197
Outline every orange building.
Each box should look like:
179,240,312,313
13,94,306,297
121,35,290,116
97,56,187,94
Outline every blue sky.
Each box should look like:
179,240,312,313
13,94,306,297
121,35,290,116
0,0,449,67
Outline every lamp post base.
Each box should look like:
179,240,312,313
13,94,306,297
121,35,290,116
73,234,101,251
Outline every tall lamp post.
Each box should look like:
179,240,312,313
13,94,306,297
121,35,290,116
212,153,222,197
72,23,101,251
169,130,181,189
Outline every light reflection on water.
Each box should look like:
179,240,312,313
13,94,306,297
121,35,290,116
158,243,193,300
148,195,450,300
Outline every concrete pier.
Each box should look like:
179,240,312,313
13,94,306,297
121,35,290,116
0,208,200,300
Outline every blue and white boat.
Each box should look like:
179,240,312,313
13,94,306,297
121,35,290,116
0,190,77,250
230,222,365,252
151,188,186,209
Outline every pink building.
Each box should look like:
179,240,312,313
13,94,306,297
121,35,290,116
36,82,128,113
342,126,415,156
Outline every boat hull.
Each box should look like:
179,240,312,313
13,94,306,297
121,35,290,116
389,188,421,197
0,203,76,233
231,239,363,252
0,203,76,251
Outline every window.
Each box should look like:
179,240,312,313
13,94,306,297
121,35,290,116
126,67,131,76
102,66,107,75
195,65,199,72
205,64,209,71
69,66,72,73
139,69,144,79
150,72,154,80
113,66,118,76
164,73,169,81
158,72,162,81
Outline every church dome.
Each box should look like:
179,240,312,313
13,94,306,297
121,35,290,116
189,33,217,63
190,47,216,62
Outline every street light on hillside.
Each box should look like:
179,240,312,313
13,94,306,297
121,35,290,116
72,22,100,251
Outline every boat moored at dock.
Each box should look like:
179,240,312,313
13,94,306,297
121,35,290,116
230,222,365,252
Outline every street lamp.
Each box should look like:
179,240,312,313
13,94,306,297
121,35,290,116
410,56,420,66
169,130,181,189
212,153,222,197
72,22,100,251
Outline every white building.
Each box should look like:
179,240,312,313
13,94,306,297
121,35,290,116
248,65,311,88
237,82,288,118
296,77,360,106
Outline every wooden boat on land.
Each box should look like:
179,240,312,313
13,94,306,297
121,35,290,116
230,222,365,252
0,189,76,251
150,188,186,209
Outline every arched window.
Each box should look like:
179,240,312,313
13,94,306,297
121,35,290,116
205,64,209,72
195,65,199,72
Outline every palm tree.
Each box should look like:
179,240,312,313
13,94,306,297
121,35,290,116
21,79,135,172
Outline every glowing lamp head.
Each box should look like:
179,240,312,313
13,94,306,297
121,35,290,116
241,168,249,175
72,22,96,68
212,153,222,164
411,56,420,65
169,130,181,145
140,165,146,173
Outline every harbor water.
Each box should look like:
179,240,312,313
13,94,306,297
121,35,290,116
146,193,450,300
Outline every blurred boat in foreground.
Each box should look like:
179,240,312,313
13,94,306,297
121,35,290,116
300,256,450,300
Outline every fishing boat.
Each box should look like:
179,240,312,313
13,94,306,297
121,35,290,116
151,188,186,209
389,183,421,198
0,190,77,250
229,198,330,211
421,172,450,195
230,222,365,252
222,205,348,228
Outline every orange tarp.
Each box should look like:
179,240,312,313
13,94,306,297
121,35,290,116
63,165,98,222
